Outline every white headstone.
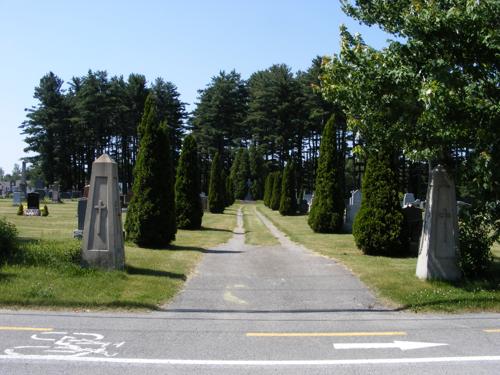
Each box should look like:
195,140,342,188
416,165,461,280
402,193,416,207
81,154,125,270
344,190,362,232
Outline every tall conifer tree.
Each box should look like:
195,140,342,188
175,134,203,229
270,171,282,211
308,115,345,232
279,161,298,215
208,152,225,213
125,93,176,247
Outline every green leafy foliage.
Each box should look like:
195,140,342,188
41,205,49,217
308,115,345,232
353,154,408,256
459,206,497,278
17,204,24,216
208,152,226,213
279,162,298,216
125,93,177,248
270,171,282,211
0,217,17,264
175,134,203,229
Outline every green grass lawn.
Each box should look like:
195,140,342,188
242,203,279,246
256,202,500,313
0,198,236,310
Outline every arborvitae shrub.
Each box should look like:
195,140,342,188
208,152,225,213
175,134,203,229
279,162,298,216
0,217,17,264
249,145,265,200
125,93,177,248
270,171,282,211
231,148,250,199
308,115,344,232
352,153,408,256
41,205,49,217
263,173,273,207
17,204,23,216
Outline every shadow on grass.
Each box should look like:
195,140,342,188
126,265,186,280
0,272,15,282
400,296,500,311
201,226,233,233
0,299,162,311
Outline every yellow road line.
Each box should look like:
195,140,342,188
0,326,53,332
246,331,407,337
484,329,500,333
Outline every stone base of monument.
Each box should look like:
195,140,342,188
24,209,41,216
73,229,83,239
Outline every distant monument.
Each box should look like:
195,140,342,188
416,165,461,280
81,154,125,270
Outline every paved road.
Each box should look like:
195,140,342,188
1,207,499,374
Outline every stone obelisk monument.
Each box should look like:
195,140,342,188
416,165,461,280
82,154,125,270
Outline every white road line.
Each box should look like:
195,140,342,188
1,354,500,366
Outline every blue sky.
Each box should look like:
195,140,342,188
0,0,391,174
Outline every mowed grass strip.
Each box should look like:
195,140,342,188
255,202,500,313
242,204,279,246
0,199,236,310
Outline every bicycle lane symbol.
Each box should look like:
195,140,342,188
4,331,125,357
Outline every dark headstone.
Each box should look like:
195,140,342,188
77,198,88,230
27,192,40,209
403,205,423,243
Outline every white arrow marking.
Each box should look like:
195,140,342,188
334,341,448,351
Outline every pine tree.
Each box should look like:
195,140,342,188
208,152,225,213
263,173,273,207
279,162,298,215
230,148,250,199
175,134,203,229
352,153,408,256
270,171,282,211
125,93,176,248
249,145,265,200
308,115,345,232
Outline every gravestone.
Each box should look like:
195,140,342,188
73,198,88,238
402,193,416,207
403,205,423,243
344,190,362,232
304,193,313,213
35,178,44,190
456,200,471,215
200,192,208,212
52,183,60,203
83,184,90,198
12,191,21,206
416,165,461,280
25,192,41,216
81,154,124,270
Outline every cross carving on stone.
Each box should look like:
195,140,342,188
439,208,452,243
94,200,106,235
